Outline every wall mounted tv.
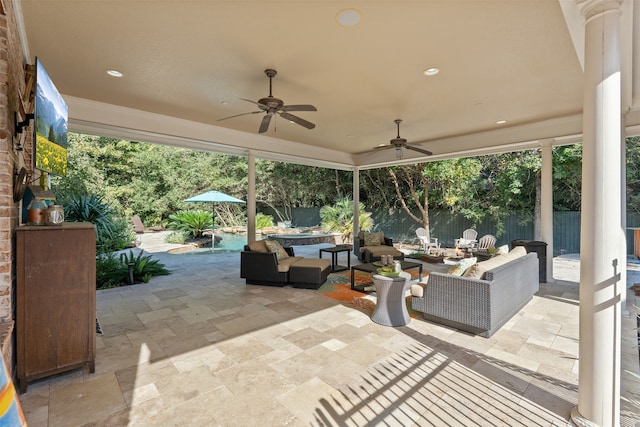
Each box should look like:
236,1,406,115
34,57,68,177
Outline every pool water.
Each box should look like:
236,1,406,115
214,233,249,252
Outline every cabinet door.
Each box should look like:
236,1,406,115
17,225,96,382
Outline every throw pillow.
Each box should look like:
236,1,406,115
496,244,509,255
264,239,289,261
447,264,464,276
447,257,477,276
364,231,382,247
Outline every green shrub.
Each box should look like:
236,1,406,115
167,210,213,238
96,250,170,289
165,230,189,244
256,213,274,229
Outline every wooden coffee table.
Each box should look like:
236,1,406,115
350,260,422,291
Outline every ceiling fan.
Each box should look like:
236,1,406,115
218,69,317,133
375,119,433,159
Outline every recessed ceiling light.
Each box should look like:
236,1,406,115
106,69,123,78
221,101,229,105
496,120,507,125
423,67,439,76
337,9,361,26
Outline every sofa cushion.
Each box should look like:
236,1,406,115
248,240,269,253
276,256,303,273
363,231,383,247
508,245,527,259
410,282,428,298
264,239,289,261
462,253,510,279
362,245,403,258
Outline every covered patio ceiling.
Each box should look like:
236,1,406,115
17,0,640,170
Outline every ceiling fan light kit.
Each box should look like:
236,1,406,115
374,119,433,159
218,69,317,134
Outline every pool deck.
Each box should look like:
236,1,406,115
16,231,640,426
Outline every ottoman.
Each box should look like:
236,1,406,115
289,258,331,289
363,246,405,263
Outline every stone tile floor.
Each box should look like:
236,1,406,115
17,233,640,426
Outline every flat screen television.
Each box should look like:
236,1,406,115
34,57,68,176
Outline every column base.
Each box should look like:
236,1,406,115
569,407,599,427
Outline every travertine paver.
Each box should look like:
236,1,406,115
15,233,640,426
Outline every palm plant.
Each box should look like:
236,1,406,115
167,210,213,238
64,193,134,254
320,197,374,242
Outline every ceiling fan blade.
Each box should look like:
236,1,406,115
373,144,393,150
258,114,272,133
217,110,262,121
281,104,317,112
405,145,433,156
279,112,315,129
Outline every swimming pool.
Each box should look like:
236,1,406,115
215,232,250,251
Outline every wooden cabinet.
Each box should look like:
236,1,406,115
15,223,96,392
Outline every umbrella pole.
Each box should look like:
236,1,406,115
211,203,216,253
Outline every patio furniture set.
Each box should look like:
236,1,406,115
240,230,540,336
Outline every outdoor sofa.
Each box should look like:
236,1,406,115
411,246,539,337
240,239,331,289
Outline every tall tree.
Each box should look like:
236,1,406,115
388,164,432,239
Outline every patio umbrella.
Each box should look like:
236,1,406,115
184,190,245,250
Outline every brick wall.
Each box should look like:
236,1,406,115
0,0,31,366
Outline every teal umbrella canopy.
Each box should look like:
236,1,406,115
184,190,245,250
184,190,245,204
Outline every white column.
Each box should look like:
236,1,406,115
620,115,628,316
247,150,256,243
540,140,554,283
572,1,623,426
353,168,360,249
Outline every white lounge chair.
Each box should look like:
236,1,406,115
415,227,439,252
455,228,478,249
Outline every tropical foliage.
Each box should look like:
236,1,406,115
167,210,213,238
256,213,274,229
320,197,374,241
96,250,170,289
51,133,640,242
62,193,133,254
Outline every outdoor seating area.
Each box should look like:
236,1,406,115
14,234,640,426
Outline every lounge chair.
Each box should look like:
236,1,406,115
131,215,146,234
455,228,478,249
415,227,439,252
478,234,497,250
